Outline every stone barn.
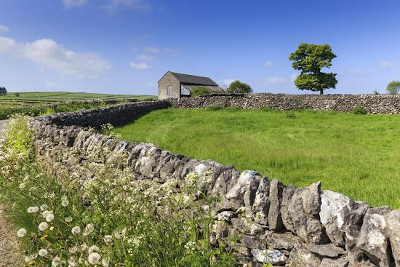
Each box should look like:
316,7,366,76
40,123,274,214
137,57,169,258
158,71,225,99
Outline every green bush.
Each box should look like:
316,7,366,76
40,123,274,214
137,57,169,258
226,80,252,94
191,87,210,98
352,106,367,115
206,105,223,111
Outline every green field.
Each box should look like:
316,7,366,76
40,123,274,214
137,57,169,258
0,91,155,105
114,108,400,208
0,91,156,119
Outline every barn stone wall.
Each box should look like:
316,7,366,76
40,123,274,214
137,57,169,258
169,93,400,114
28,100,400,266
158,72,181,100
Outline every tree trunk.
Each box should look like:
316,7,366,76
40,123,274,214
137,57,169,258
320,89,323,95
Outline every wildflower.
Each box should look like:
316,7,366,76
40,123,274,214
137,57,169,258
38,249,48,257
88,252,101,265
83,223,94,236
40,234,48,241
16,228,27,238
81,244,88,251
68,258,77,267
71,226,81,235
19,183,26,189
42,210,52,217
52,256,61,266
88,245,99,254
184,241,196,251
24,254,38,263
202,205,210,212
65,216,73,223
27,206,39,213
40,204,48,211
46,213,55,222
61,195,69,207
101,258,109,267
38,222,48,231
69,246,78,254
103,235,112,243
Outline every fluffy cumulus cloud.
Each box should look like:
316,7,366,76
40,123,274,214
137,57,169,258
0,25,9,33
103,0,149,12
0,37,110,78
129,62,152,70
62,0,88,8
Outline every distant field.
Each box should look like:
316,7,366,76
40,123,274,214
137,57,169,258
0,92,156,119
0,91,156,105
114,108,400,208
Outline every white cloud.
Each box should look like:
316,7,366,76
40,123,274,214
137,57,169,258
62,0,88,8
129,61,152,70
0,36,17,52
264,60,273,67
0,25,9,33
143,46,160,54
265,76,286,84
103,0,149,12
138,54,153,61
290,74,297,82
380,61,392,68
0,37,110,78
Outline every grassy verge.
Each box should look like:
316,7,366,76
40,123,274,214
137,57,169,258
0,115,235,266
113,108,400,208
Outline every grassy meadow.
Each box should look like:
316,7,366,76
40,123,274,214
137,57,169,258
0,92,156,119
114,108,400,208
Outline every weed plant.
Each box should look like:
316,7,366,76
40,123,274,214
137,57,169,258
0,115,235,266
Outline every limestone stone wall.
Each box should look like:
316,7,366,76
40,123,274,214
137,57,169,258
29,100,400,266
169,93,400,114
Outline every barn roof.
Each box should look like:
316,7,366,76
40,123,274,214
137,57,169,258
169,71,218,86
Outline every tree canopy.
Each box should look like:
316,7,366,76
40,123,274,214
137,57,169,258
0,87,7,95
226,80,252,94
289,43,337,95
386,81,400,95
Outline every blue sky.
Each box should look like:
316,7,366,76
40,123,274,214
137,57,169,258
0,0,399,95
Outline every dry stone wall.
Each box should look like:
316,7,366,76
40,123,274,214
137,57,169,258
29,100,400,266
169,93,400,114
